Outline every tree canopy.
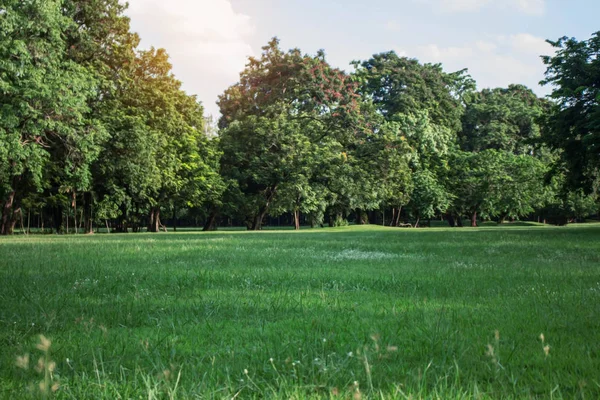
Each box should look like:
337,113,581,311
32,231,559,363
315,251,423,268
0,4,596,234
541,32,600,193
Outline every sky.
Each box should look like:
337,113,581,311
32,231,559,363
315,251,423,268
124,0,600,117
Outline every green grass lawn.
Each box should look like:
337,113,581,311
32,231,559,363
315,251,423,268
1,225,599,399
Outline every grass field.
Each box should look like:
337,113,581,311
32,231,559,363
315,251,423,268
1,225,599,399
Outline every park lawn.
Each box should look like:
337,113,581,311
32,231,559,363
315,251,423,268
0,225,599,399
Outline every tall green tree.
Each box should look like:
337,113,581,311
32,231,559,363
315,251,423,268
62,0,137,233
460,85,547,155
0,0,101,235
541,32,600,192
353,53,472,224
218,39,367,230
353,51,474,132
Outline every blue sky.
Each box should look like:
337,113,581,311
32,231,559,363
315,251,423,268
125,0,600,117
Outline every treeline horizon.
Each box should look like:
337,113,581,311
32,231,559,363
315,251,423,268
1,1,599,235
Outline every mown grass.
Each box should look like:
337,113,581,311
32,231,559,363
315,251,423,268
0,224,599,399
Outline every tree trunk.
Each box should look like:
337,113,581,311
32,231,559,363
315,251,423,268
83,192,94,234
359,210,369,225
114,203,131,233
19,209,25,235
116,222,128,233
148,207,161,233
393,207,402,227
456,216,463,227
294,210,300,230
356,209,364,225
9,211,18,234
251,209,268,230
389,208,396,227
471,211,478,227
446,213,456,227
497,214,507,225
172,205,177,232
72,191,78,234
1,191,16,235
250,186,278,231
203,209,218,231
12,195,22,235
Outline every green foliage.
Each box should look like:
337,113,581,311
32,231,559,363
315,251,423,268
353,55,466,222
448,150,549,224
0,0,104,234
353,51,474,132
461,85,547,155
410,169,452,221
542,32,600,192
218,39,368,229
1,4,596,236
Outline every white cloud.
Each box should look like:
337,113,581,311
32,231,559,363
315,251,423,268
402,33,554,94
418,44,474,59
474,40,497,53
509,33,553,55
439,0,490,12
417,0,546,15
124,0,255,117
513,0,546,15
393,48,409,57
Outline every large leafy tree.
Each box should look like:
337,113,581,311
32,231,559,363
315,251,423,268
353,51,474,132
218,39,367,230
93,47,222,233
353,53,470,224
541,32,600,192
448,150,548,226
0,0,101,235
448,150,505,227
61,0,137,233
454,85,550,225
460,85,547,155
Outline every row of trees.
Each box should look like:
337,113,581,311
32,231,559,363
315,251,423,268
214,38,598,229
0,0,222,235
0,1,598,234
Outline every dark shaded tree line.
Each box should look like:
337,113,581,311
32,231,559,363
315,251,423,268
0,1,598,234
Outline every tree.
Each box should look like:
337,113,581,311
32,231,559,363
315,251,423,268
357,119,412,226
541,32,600,193
490,155,547,223
409,169,452,227
353,51,474,133
460,85,547,155
62,0,137,233
448,150,548,227
218,39,367,230
0,0,101,235
92,46,222,233
447,151,499,227
353,53,471,225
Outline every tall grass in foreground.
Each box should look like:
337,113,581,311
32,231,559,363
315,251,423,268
1,224,599,398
